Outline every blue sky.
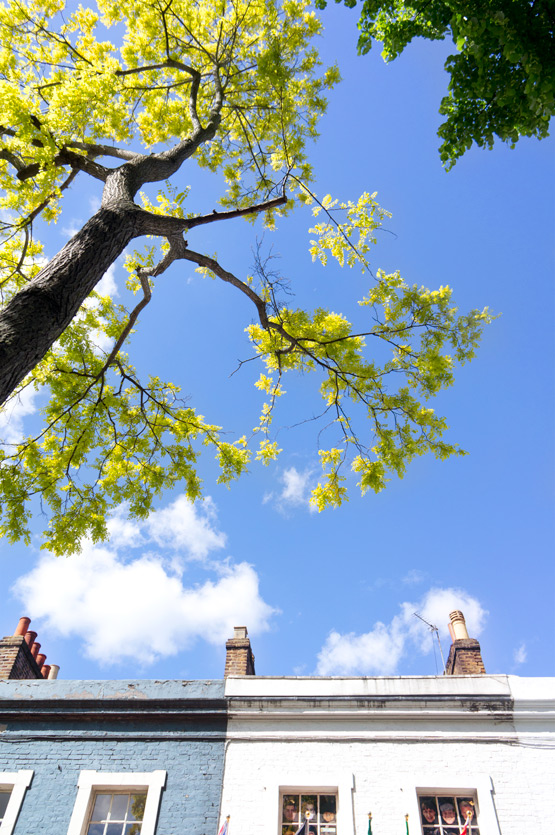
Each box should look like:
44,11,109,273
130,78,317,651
1,3,554,682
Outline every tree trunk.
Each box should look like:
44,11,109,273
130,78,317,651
0,206,140,406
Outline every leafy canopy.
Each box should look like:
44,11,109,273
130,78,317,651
319,0,555,167
0,0,492,554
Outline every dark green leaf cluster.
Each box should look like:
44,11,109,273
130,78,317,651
321,0,555,166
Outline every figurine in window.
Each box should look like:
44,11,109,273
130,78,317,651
419,798,440,833
320,795,336,823
458,799,476,825
301,799,317,820
283,797,299,823
439,802,457,826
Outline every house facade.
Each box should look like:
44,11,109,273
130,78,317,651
0,614,554,835
221,673,554,835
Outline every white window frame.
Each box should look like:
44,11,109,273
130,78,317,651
401,774,500,835
66,770,166,835
0,770,34,835
279,788,339,833
264,770,355,834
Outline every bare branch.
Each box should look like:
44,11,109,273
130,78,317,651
101,271,152,371
148,241,272,328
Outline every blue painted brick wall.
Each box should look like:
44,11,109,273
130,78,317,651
0,679,226,835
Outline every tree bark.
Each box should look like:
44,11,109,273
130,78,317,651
0,206,140,405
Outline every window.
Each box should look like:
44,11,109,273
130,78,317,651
402,775,500,835
66,771,166,835
0,790,11,825
280,791,338,835
0,771,34,835
418,793,479,834
85,791,147,834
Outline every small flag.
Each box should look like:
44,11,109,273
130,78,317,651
460,811,473,835
368,812,373,835
218,815,229,835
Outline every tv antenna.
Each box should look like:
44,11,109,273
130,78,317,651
413,612,446,674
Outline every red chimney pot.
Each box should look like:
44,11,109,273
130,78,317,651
13,617,31,636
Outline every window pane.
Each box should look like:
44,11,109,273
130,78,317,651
282,795,299,825
87,824,105,835
320,795,336,824
125,823,142,835
0,791,11,820
110,794,129,820
301,795,317,821
105,823,124,835
438,798,457,828
419,796,439,828
418,792,479,835
129,793,147,822
91,793,112,821
457,797,477,825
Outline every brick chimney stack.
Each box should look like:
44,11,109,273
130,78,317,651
224,626,256,677
0,618,59,680
444,610,486,675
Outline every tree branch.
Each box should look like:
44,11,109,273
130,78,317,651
135,193,287,236
101,270,152,372
0,147,25,173
66,141,141,162
17,148,109,182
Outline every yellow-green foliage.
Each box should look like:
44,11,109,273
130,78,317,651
247,205,492,510
0,0,492,553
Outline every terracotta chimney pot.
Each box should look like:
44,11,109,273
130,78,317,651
13,617,31,636
449,610,469,640
36,653,46,670
47,665,60,680
42,665,51,679
30,642,41,659
24,631,37,646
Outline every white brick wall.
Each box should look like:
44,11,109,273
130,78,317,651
220,675,555,835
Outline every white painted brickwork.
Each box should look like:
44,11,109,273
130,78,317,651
220,675,555,835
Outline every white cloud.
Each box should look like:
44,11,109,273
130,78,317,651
0,384,40,445
264,466,316,512
72,263,120,355
316,587,488,676
513,642,527,666
106,505,146,550
317,621,405,676
106,496,227,561
12,512,275,666
62,221,81,238
402,569,426,585
404,586,488,650
147,496,226,559
95,264,119,299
